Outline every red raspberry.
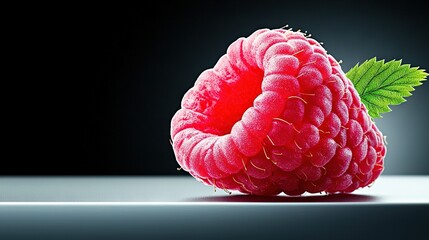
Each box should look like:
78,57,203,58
171,28,386,196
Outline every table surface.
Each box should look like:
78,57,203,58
0,175,428,204
1,176,428,240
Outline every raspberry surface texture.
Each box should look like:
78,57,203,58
171,28,386,195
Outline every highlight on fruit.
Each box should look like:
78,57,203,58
170,27,427,196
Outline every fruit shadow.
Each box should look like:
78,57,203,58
188,193,377,203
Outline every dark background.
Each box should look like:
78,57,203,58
3,1,428,175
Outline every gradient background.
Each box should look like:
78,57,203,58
3,1,428,175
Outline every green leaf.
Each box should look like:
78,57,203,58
346,57,427,118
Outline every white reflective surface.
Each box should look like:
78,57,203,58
0,176,428,204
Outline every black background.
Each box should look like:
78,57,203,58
3,1,428,175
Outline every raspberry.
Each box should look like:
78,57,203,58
171,28,386,196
